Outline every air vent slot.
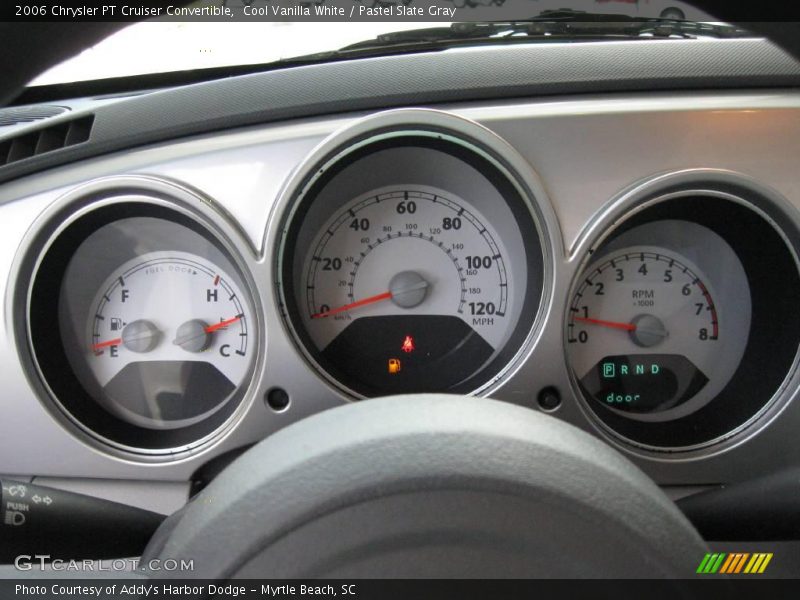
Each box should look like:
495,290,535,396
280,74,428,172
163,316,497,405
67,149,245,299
0,105,68,126
0,115,94,166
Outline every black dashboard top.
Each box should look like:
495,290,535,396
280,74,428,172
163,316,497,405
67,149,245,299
1,37,800,186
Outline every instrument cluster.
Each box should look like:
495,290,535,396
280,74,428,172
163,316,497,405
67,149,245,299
12,109,800,461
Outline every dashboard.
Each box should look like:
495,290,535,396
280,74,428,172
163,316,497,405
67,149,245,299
3,38,800,513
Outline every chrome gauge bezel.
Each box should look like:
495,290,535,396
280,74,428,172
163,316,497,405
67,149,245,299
11,175,264,462
566,169,800,459
273,109,557,401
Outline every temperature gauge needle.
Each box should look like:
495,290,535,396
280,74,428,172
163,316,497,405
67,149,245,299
574,316,637,332
173,316,243,353
205,315,242,333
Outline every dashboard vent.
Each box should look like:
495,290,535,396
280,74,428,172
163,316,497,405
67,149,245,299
0,115,94,166
0,105,68,126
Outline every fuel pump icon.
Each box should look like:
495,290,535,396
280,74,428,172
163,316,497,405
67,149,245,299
388,358,401,374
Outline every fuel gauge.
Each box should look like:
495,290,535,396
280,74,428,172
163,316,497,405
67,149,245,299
79,250,253,430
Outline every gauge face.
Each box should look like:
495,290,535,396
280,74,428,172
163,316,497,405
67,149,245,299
568,244,747,422
281,135,545,398
70,250,252,430
298,186,513,394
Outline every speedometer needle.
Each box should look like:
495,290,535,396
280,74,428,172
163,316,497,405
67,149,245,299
574,316,637,332
311,291,393,319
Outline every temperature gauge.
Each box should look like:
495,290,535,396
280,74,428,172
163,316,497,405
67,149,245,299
79,250,253,429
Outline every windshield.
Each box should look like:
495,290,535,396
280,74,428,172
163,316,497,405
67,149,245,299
32,22,450,86
31,0,715,87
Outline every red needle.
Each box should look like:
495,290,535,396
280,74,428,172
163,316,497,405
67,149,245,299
574,316,636,332
92,317,241,352
311,291,393,319
92,338,122,351
205,316,242,333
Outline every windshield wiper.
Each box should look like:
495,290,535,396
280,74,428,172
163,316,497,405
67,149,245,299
306,10,751,59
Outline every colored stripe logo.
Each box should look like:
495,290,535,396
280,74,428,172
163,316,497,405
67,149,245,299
697,553,773,574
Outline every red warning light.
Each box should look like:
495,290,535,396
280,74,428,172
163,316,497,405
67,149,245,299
401,335,415,353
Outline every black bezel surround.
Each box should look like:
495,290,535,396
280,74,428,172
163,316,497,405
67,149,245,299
22,197,255,455
574,189,800,451
279,131,546,398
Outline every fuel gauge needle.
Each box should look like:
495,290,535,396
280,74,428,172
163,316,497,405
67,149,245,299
574,316,637,332
92,338,122,351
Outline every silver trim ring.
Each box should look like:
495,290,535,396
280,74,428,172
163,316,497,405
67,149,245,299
8,175,264,462
270,108,562,401
565,168,800,460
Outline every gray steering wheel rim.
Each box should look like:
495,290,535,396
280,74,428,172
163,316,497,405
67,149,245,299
151,394,707,579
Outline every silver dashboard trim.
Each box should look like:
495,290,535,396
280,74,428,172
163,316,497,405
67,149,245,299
0,92,800,484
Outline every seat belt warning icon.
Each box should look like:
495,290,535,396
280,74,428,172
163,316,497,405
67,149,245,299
388,358,401,374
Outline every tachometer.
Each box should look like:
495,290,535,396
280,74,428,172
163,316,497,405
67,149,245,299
567,217,753,432
568,247,721,420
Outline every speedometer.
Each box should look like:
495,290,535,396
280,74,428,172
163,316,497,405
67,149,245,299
278,127,547,398
302,186,510,394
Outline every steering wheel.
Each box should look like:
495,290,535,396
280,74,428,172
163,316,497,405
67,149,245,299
139,395,705,578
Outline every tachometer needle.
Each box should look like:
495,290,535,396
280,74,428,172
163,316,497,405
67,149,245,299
205,315,242,333
574,316,637,332
92,338,122,351
311,291,393,319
